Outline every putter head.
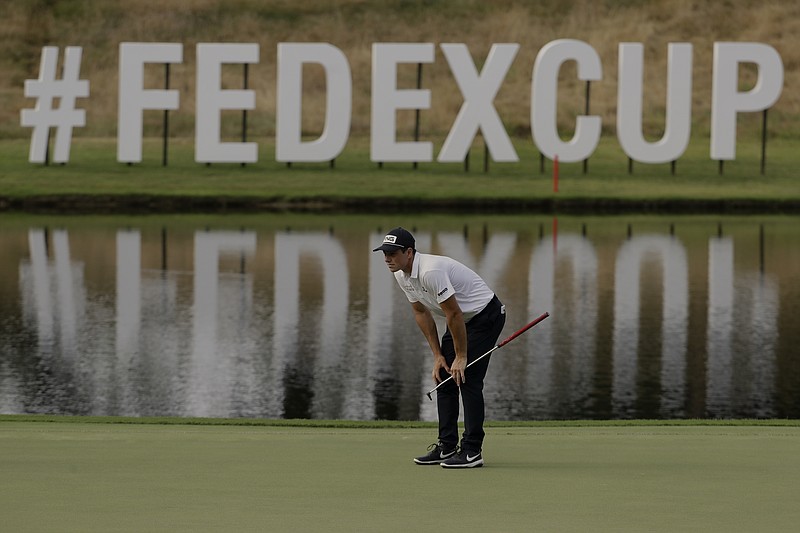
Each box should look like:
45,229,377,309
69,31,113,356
426,392,433,401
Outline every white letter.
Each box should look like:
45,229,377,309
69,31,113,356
371,43,434,162
116,230,141,359
195,43,259,163
24,229,54,342
190,231,256,416
527,236,555,413
272,233,349,418
436,231,516,288
438,44,519,162
117,43,182,163
706,236,734,414
276,43,352,162
531,40,602,162
612,235,688,417
711,43,783,160
617,43,693,164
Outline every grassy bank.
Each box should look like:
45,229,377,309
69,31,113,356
2,419,799,532
3,0,799,139
3,414,800,428
1,137,798,212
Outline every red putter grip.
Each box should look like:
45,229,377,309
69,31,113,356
497,312,549,347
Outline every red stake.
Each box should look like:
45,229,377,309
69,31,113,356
553,154,559,193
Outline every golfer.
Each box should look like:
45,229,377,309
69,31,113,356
373,227,506,468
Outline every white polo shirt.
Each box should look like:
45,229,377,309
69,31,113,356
394,252,495,321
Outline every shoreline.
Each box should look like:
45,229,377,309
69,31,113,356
2,194,799,215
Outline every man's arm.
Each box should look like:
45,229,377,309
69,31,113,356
439,295,468,386
411,301,451,383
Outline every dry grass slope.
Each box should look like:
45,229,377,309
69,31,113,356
1,0,798,140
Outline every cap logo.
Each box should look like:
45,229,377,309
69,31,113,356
383,235,397,244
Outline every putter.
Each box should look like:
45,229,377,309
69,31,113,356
425,312,550,400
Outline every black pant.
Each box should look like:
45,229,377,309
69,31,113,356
437,295,506,453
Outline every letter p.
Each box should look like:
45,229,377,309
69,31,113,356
711,43,783,161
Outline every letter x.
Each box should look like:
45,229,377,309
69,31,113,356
438,44,519,163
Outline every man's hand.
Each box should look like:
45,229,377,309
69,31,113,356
450,357,467,386
439,295,468,386
432,355,450,384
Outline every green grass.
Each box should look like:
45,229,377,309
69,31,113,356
3,414,799,428
1,137,798,210
1,417,799,532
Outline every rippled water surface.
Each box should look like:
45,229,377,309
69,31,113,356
1,213,798,420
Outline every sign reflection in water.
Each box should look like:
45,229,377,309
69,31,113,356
2,216,798,420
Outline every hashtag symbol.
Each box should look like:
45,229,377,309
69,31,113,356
20,47,90,163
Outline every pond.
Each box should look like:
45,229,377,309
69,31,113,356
0,213,798,420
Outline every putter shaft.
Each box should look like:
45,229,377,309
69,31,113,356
425,345,499,400
425,312,549,400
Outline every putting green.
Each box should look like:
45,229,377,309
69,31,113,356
1,422,798,532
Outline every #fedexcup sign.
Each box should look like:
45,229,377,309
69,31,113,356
21,40,784,165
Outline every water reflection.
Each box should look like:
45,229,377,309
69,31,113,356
2,215,798,420
613,235,688,417
707,234,779,418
